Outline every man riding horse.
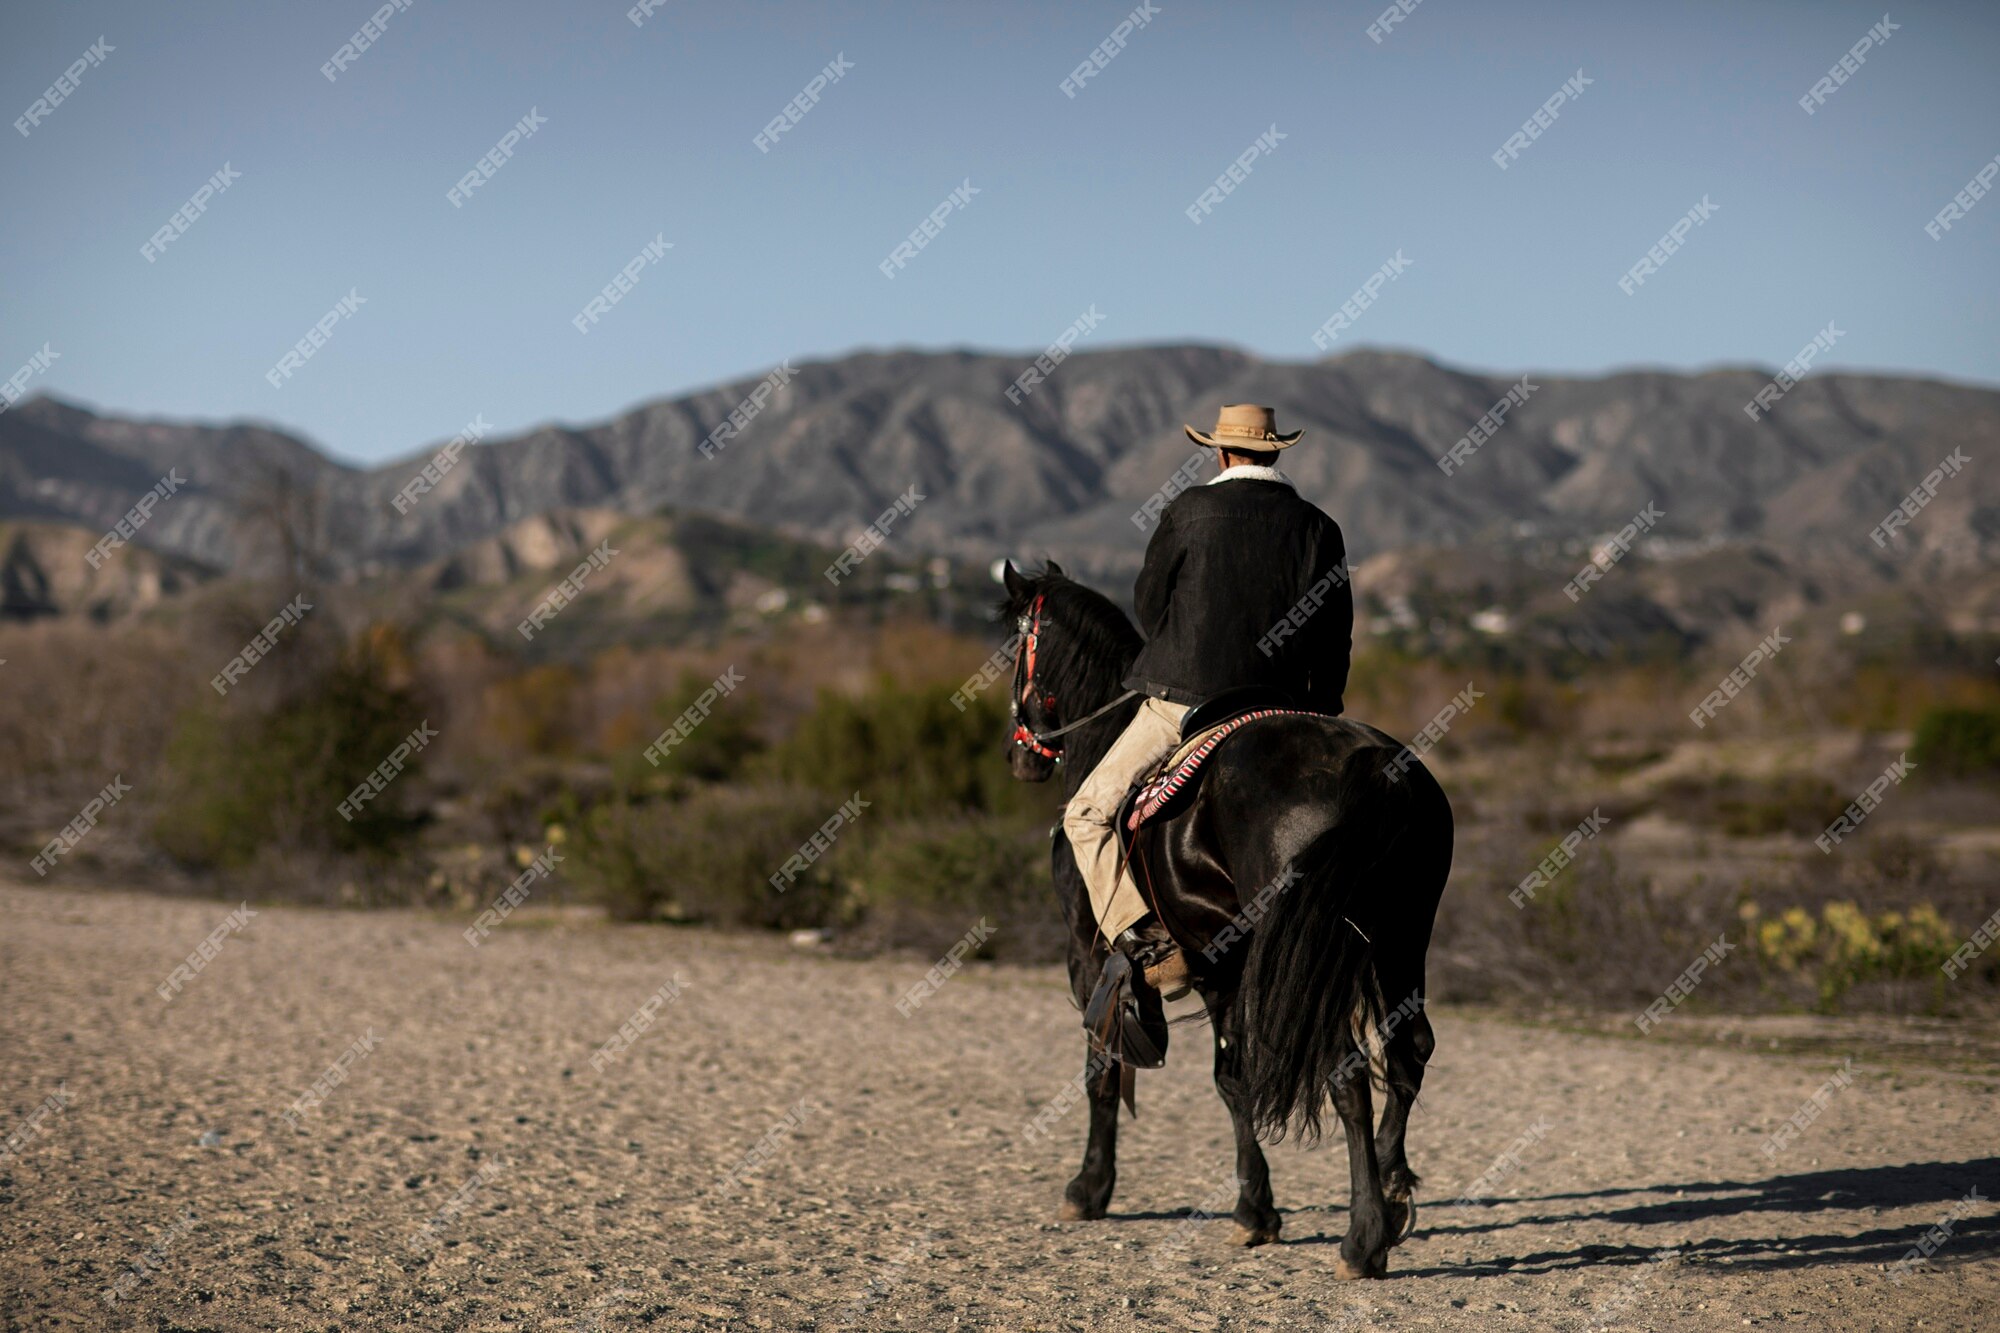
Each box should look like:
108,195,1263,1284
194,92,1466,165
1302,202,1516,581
1065,403,1353,1066
1001,430,1448,1274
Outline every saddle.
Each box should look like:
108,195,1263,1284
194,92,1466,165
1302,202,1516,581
1120,687,1316,834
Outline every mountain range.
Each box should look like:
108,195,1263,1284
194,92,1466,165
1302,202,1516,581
4,345,1995,649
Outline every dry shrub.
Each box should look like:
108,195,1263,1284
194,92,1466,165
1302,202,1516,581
1829,663,2000,732
1428,826,1718,1010
0,619,189,799
483,663,585,757
1569,665,1704,740
1651,772,1847,839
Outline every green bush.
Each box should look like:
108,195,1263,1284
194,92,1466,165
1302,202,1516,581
567,676,1065,944
565,782,844,928
154,642,426,868
1912,706,2000,778
844,814,1067,959
760,678,1039,820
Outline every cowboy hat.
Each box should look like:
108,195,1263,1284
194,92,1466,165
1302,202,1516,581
1183,403,1303,450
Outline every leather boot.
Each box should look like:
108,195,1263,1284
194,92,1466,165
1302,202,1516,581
1121,918,1191,1001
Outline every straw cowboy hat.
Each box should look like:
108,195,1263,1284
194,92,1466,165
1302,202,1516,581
1183,403,1303,450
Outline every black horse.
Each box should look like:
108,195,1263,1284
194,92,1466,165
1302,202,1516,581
1000,561,1454,1279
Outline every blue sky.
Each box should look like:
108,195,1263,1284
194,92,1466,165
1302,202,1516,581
4,0,1996,463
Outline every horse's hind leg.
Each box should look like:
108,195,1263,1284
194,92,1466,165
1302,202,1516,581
1059,1044,1121,1221
1331,1041,1391,1279
1372,997,1433,1246
1202,987,1282,1246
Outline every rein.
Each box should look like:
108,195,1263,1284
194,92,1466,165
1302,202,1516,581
1008,593,1139,762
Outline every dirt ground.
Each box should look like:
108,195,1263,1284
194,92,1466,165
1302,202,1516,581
1,884,1995,1332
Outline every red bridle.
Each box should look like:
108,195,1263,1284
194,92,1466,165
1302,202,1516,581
1009,595,1063,760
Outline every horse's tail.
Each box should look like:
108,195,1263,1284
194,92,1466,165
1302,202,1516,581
1234,754,1409,1142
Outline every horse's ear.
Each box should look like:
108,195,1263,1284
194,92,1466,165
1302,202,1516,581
1002,559,1029,599
1044,559,1066,579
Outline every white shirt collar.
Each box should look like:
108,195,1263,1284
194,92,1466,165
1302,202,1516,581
1207,463,1293,488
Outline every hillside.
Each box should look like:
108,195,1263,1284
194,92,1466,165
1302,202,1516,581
3,345,1995,649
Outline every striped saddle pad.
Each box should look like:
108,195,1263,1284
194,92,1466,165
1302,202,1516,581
1125,709,1314,830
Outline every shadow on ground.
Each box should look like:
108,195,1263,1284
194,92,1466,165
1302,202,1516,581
1282,1157,1999,1276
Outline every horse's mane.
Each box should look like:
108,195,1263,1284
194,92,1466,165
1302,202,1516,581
997,565,1143,708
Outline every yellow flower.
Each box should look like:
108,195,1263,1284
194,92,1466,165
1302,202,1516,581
1824,901,1881,963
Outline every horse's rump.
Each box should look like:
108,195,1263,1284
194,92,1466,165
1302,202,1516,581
1160,720,1450,1140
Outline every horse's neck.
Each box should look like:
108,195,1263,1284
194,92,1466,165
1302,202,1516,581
1047,591,1142,794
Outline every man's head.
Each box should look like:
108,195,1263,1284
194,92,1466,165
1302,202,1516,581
1216,445,1279,472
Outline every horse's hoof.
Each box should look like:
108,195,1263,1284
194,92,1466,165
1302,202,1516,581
1058,1199,1102,1222
1333,1252,1388,1281
1228,1223,1281,1247
1384,1196,1418,1246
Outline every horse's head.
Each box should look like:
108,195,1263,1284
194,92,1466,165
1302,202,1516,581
996,559,1143,784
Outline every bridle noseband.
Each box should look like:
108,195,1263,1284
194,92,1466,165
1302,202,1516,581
1009,593,1139,764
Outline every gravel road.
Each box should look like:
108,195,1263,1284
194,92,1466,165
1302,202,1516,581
1,884,1994,1331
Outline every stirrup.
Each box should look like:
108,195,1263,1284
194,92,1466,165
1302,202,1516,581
1083,952,1168,1069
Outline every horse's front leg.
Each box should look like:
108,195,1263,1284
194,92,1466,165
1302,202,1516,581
1058,1042,1121,1220
1200,987,1282,1245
